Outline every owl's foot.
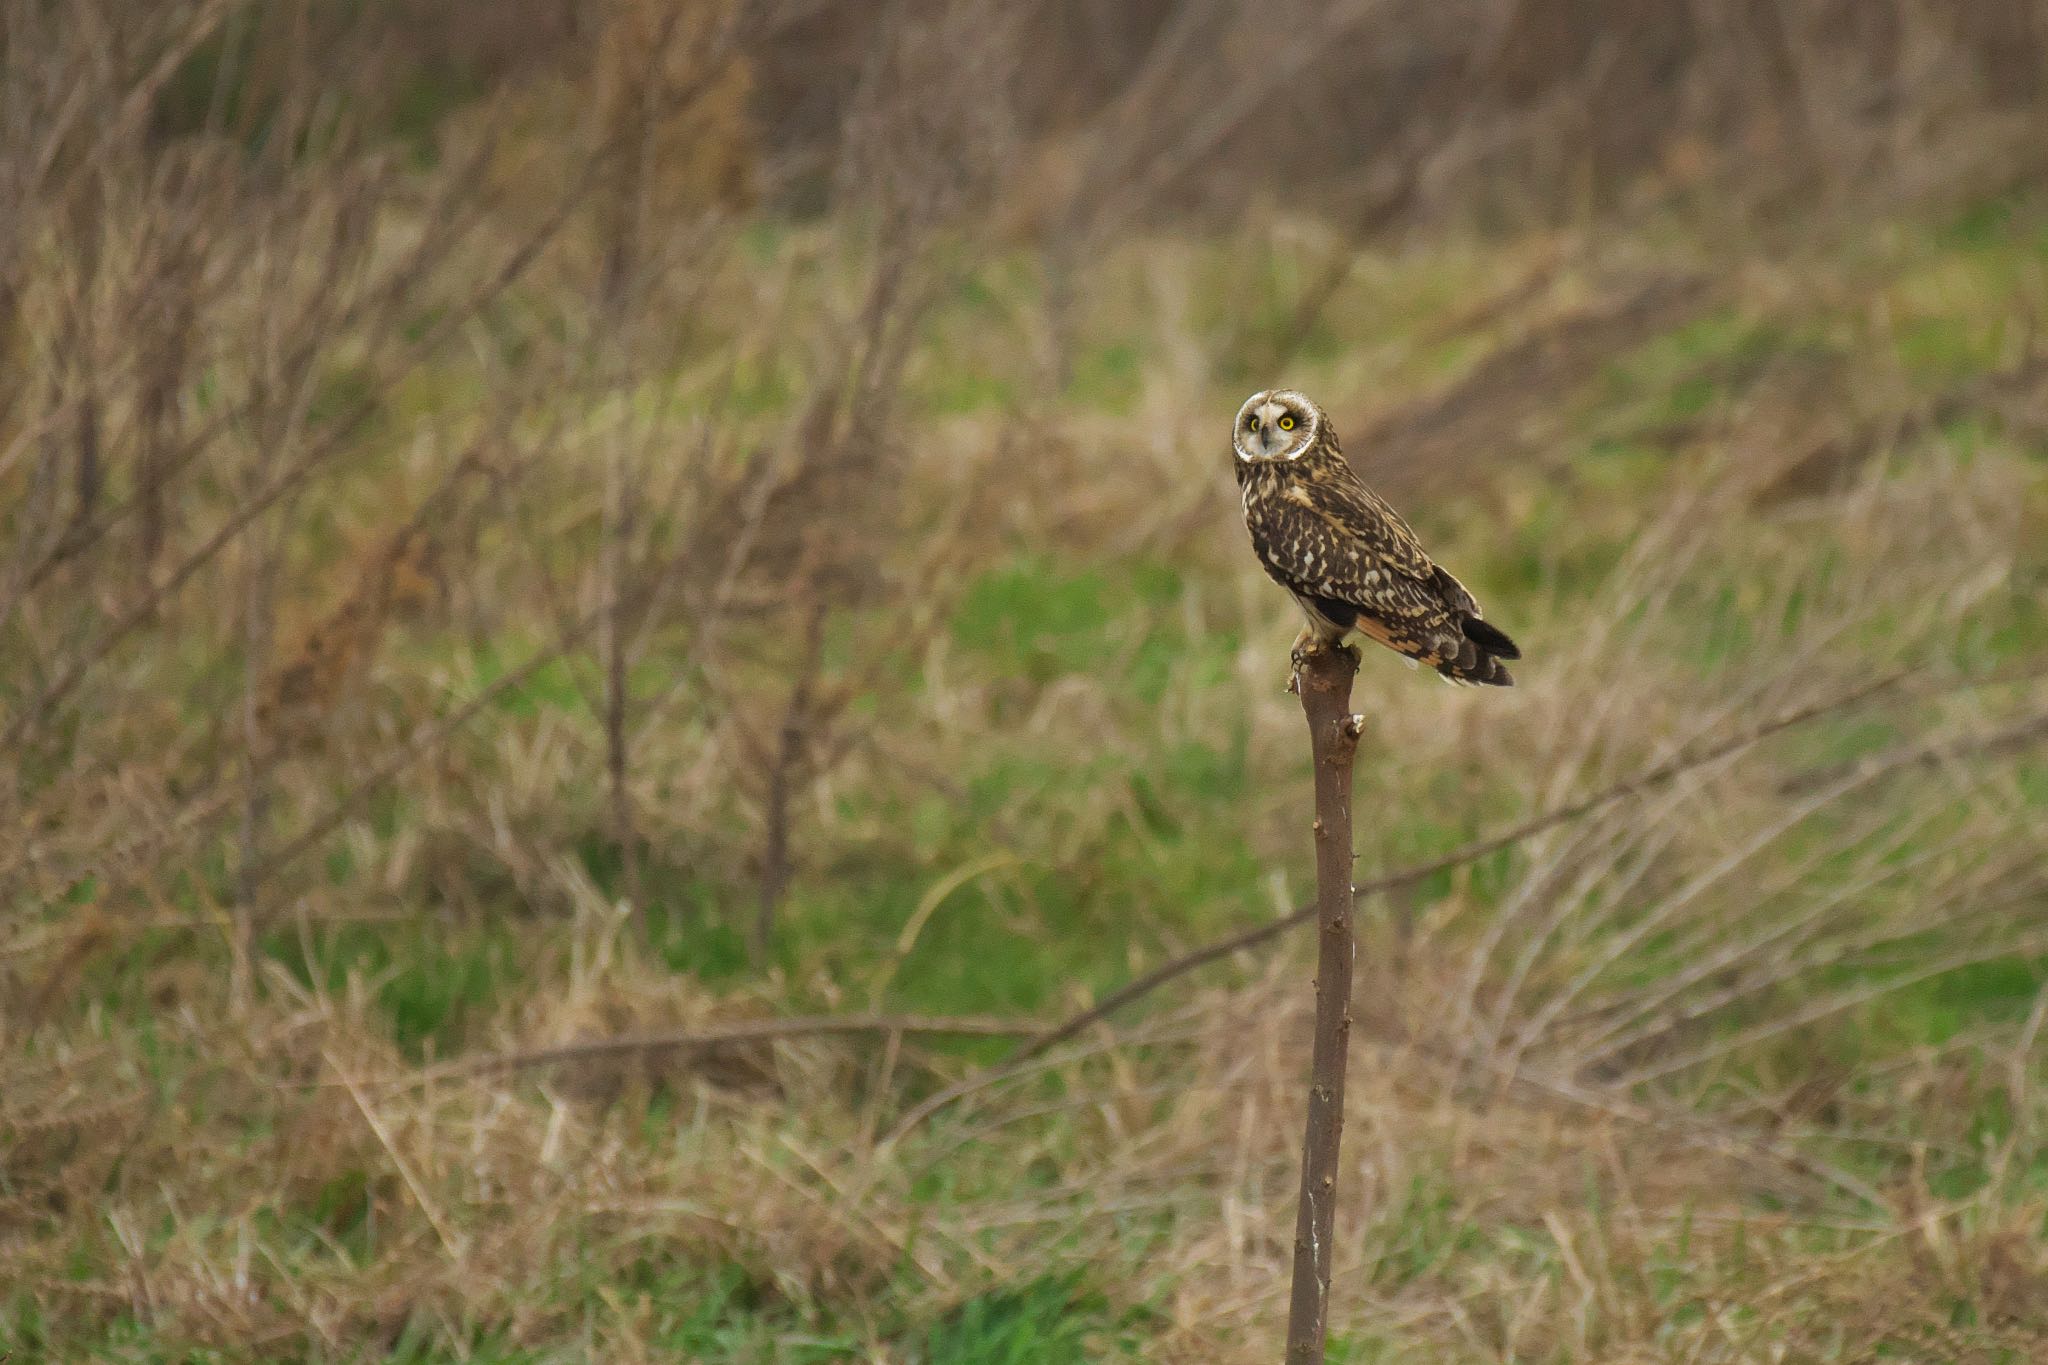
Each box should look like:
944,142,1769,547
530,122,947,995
1288,632,1358,693
1287,628,1323,694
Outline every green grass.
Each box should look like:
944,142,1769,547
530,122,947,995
268,919,522,1059
919,1274,1147,1364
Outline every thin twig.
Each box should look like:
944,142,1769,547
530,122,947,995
327,1050,466,1264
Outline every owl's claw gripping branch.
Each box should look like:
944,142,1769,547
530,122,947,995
1287,634,1352,696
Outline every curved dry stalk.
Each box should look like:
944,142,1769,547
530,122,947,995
1615,902,2048,1089
1497,762,1886,1071
1559,814,1968,1074
1513,710,2048,1078
1461,808,1684,1084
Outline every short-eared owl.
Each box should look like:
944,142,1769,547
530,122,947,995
1233,389,1520,686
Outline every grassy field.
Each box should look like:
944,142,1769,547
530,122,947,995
6,65,2048,1360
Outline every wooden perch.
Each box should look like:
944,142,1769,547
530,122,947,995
1285,641,1364,1363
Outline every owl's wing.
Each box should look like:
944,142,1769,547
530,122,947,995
1288,465,1517,683
1299,467,1440,594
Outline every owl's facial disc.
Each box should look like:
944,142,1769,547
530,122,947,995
1234,391,1312,461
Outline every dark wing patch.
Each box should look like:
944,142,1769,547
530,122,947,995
1305,595,1359,629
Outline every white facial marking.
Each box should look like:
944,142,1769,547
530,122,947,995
1235,390,1313,461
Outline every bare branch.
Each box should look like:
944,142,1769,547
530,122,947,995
385,1012,1041,1090
1284,644,1363,1364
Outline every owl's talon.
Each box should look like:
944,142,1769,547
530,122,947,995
1287,632,1332,695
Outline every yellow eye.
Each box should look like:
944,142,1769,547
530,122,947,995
1278,415,1295,431
1245,412,1259,429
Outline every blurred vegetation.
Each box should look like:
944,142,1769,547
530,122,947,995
4,1,2048,1360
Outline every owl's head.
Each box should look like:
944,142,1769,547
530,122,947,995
1231,389,1323,463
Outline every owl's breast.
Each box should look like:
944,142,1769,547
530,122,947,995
1238,467,1323,585
1239,464,1301,528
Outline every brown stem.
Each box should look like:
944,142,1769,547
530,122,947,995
1284,643,1362,1363
592,0,664,923
601,421,640,911
233,404,285,1015
605,590,640,904
755,598,831,959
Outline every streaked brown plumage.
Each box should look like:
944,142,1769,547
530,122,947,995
1232,388,1520,686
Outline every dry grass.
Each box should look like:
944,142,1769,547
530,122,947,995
5,3,2048,1361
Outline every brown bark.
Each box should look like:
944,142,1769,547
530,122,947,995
1284,642,1363,1363
754,599,831,959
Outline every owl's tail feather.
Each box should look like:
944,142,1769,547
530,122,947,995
1462,616,1520,659
1438,616,1518,687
